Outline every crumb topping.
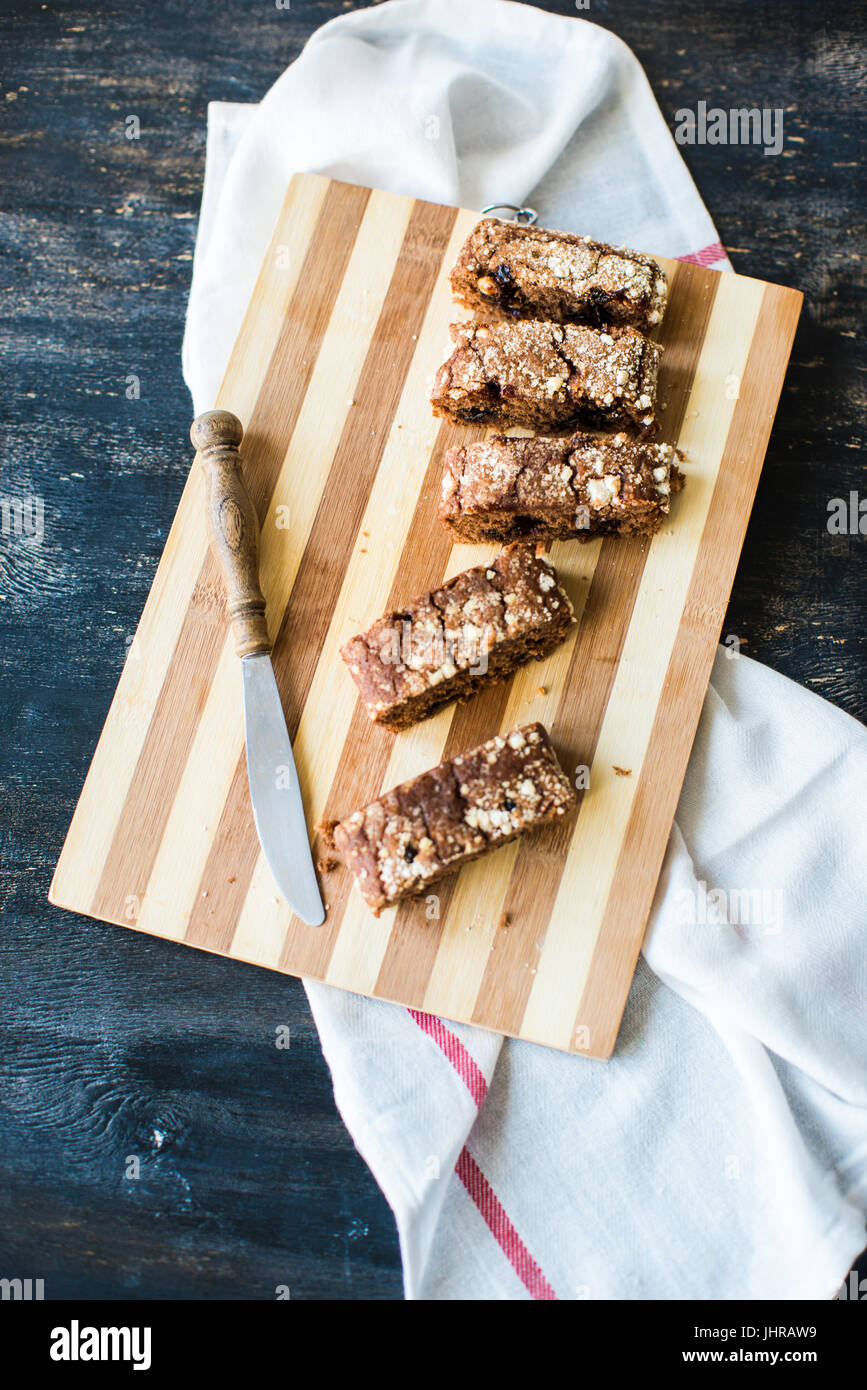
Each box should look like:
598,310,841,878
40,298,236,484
449,219,668,331
431,318,661,430
340,544,575,727
439,430,684,544
332,723,577,911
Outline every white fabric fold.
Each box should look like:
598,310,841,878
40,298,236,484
183,0,867,1300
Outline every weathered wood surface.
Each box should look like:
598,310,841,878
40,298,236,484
2,0,863,1299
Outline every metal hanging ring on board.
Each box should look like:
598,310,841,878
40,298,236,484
479,203,538,224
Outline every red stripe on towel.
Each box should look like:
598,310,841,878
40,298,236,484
408,1009,488,1107
456,1147,559,1300
408,1009,558,1299
678,240,727,266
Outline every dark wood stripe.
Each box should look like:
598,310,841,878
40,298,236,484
91,180,371,926
373,676,516,1001
371,534,603,1001
185,197,460,954
274,412,487,977
468,536,651,1032
470,261,722,1035
572,281,803,1057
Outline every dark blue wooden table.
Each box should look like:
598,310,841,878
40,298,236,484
2,0,864,1299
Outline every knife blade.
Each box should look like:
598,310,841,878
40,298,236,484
190,410,325,926
242,654,324,924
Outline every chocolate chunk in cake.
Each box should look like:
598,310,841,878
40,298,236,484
450,218,667,331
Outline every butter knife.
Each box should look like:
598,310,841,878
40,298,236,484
190,410,325,926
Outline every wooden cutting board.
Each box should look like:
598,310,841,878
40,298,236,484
50,173,802,1058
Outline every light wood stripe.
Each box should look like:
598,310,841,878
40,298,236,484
137,187,412,941
372,677,518,1001
521,270,765,1052
232,223,481,977
268,231,476,979
230,295,480,972
570,280,803,1056
421,538,601,1018
163,187,416,950
187,196,461,954
49,174,331,915
321,702,457,991
90,179,372,926
134,636,242,939
50,175,803,1058
470,262,720,1037
323,537,516,996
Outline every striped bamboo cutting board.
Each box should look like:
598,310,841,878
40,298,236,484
50,173,802,1057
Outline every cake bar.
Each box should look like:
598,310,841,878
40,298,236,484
430,319,661,431
450,218,668,331
440,432,684,543
340,543,574,730
328,722,577,913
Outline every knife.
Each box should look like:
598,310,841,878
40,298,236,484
190,409,325,926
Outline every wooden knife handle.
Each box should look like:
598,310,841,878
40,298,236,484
190,410,271,658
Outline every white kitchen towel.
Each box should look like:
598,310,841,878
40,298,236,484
182,0,867,1300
